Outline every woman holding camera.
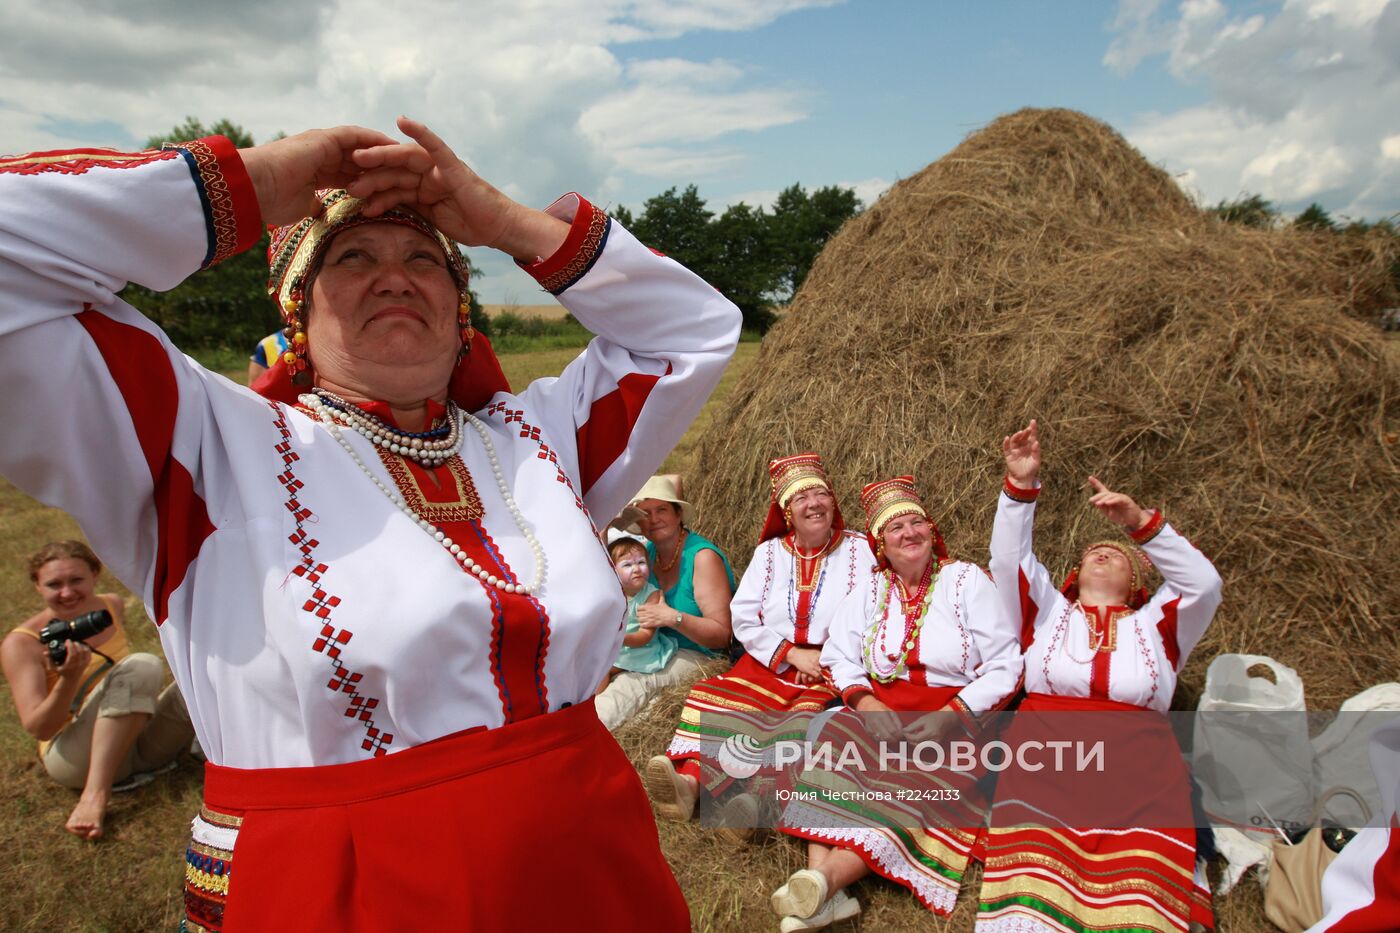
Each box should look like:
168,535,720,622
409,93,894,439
1,541,192,839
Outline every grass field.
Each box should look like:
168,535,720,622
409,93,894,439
0,338,1294,930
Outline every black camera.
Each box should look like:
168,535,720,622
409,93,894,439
39,609,113,665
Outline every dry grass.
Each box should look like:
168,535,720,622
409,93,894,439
482,302,569,320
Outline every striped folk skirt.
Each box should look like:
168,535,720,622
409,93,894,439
778,681,991,915
666,651,838,797
976,692,1213,932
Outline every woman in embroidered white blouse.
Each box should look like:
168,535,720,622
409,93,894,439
0,119,739,929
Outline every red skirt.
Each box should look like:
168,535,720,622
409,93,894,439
183,700,688,932
978,692,1212,931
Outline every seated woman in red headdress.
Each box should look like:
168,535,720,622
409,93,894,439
644,453,876,841
771,476,1021,931
977,420,1223,932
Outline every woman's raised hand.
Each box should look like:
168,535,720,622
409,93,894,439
1002,419,1040,487
1086,476,1149,531
239,127,399,227
348,117,568,261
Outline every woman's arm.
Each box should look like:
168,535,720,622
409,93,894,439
637,550,732,650
1,631,92,741
949,566,1023,726
990,420,1066,647
0,129,384,620
730,541,791,669
820,586,877,706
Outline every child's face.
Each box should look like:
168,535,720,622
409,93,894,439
614,550,649,595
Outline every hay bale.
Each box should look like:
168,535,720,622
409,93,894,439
690,107,1399,706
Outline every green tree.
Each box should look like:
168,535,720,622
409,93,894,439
768,183,862,301
1211,193,1277,228
707,202,779,332
1293,203,1336,232
145,117,255,150
629,185,716,271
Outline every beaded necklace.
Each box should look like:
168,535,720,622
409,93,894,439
864,562,936,684
656,529,687,574
298,393,547,595
307,389,462,466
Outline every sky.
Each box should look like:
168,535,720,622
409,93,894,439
3,0,1397,303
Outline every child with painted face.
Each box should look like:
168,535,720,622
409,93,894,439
597,537,676,693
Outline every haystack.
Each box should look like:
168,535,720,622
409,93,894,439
690,108,1399,705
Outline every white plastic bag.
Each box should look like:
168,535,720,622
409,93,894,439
1194,655,1314,840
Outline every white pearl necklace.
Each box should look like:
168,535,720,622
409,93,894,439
304,391,463,466
300,395,547,596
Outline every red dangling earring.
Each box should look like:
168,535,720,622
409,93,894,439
282,291,311,386
457,298,474,358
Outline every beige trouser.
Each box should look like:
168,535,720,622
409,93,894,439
42,652,194,789
595,648,712,731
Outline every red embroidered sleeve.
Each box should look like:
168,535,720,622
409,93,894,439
949,695,980,734
162,136,262,270
1002,476,1040,503
1129,509,1166,544
841,685,873,707
769,640,794,672
517,195,610,295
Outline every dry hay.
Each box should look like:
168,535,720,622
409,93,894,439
689,107,1400,707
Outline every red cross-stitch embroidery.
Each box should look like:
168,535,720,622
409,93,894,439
482,401,591,520
269,402,394,757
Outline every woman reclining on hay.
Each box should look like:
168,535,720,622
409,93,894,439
644,453,875,842
977,419,1221,932
771,476,1021,931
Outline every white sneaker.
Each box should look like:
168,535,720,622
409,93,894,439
715,792,760,846
770,868,828,918
778,889,860,931
644,755,697,822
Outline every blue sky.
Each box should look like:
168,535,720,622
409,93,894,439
3,0,1396,303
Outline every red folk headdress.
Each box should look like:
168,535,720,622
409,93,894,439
858,475,948,568
758,452,845,542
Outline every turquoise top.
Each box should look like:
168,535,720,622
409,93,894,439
613,582,675,674
646,530,735,657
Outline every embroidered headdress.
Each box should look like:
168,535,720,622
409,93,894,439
859,475,947,567
251,189,509,410
759,452,845,542
1060,540,1153,610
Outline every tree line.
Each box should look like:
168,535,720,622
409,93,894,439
119,118,862,352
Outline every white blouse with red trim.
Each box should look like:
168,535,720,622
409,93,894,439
730,530,877,673
0,138,741,768
820,556,1022,716
988,490,1223,712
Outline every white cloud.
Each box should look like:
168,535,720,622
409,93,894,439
0,0,833,204
1109,0,1400,217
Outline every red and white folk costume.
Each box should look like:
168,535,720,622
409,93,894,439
1308,716,1400,933
780,476,1021,915
665,454,876,794
978,479,1223,932
0,139,739,930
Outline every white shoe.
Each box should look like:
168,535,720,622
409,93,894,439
778,889,860,931
715,792,760,846
770,868,829,918
644,755,697,822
